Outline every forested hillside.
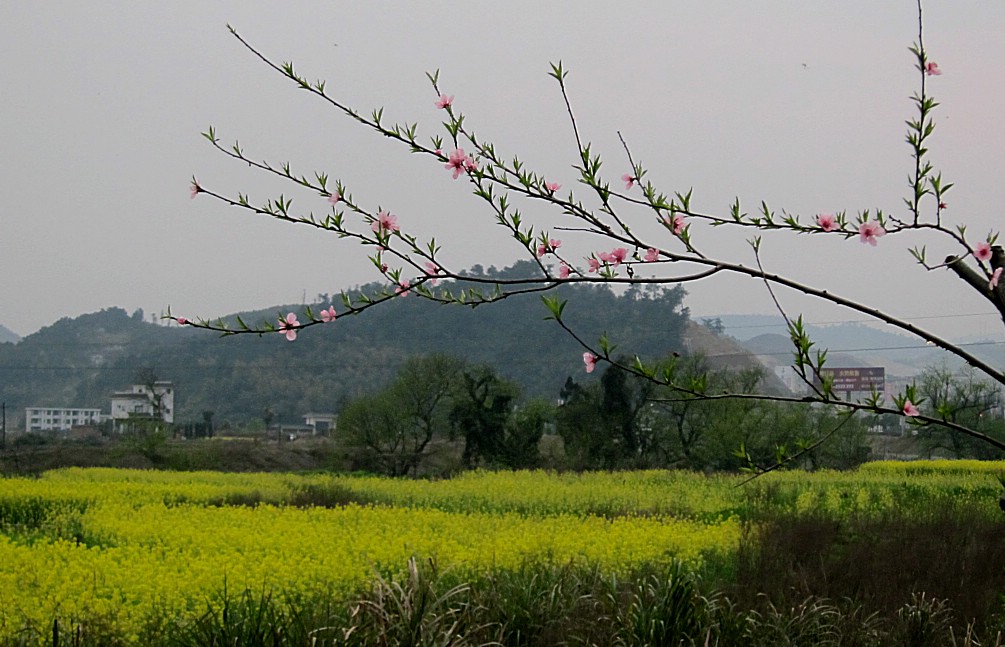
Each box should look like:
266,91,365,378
0,263,689,428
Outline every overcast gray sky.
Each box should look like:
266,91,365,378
2,2,1003,342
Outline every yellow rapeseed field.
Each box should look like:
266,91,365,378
1,463,1002,642
0,468,742,642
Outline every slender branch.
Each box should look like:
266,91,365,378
752,242,830,398
193,9,1004,457
217,28,1001,385
736,414,855,487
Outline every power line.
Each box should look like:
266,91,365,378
10,309,1003,345
1,339,1002,373
695,340,1005,362
702,310,1000,331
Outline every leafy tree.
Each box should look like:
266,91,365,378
339,391,413,475
646,355,763,469
201,410,215,438
915,364,1005,459
800,407,871,470
448,366,551,469
599,357,659,466
557,360,656,469
341,354,463,475
555,378,604,470
724,401,871,473
701,318,725,337
502,399,553,469
450,366,519,468
557,353,871,472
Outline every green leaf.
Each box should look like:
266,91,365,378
541,296,567,320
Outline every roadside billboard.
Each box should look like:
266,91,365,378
814,367,885,393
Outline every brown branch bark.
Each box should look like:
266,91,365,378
944,253,1005,326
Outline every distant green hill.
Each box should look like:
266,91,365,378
0,262,689,429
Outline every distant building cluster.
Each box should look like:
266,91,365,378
25,407,102,432
110,381,174,427
24,382,337,438
26,381,174,433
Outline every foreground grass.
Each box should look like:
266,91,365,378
0,464,1004,645
38,556,1005,646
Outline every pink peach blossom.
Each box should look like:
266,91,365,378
424,261,440,286
925,61,941,76
975,242,992,263
815,213,838,232
371,210,400,234
279,312,299,342
327,191,341,206
435,94,454,109
538,238,561,257
858,221,886,246
621,173,635,190
445,148,474,179
902,400,920,417
396,279,411,297
644,247,659,263
320,306,337,323
991,268,1003,290
598,248,627,266
545,181,561,193
587,257,601,273
534,238,560,258
583,352,597,373
176,317,188,326
671,213,687,235
559,263,571,279
189,180,200,199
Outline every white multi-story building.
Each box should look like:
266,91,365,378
303,412,337,435
110,381,174,426
25,407,102,432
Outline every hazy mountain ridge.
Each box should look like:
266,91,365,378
705,314,1005,377
0,324,19,345
9,295,994,431
0,268,692,428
